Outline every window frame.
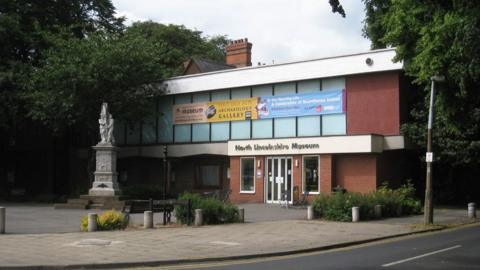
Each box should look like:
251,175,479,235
302,155,320,194
240,157,256,194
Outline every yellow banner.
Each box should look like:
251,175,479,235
173,97,258,124
207,97,258,122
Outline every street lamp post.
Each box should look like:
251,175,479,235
163,145,168,225
424,75,445,225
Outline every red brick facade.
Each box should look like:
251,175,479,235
346,72,400,136
230,154,335,203
334,154,377,193
229,156,265,203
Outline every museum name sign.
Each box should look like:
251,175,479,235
234,142,320,152
227,135,384,156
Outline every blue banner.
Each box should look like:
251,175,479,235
256,89,345,119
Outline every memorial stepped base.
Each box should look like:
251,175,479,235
54,195,125,210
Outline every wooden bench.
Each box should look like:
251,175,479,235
122,199,191,225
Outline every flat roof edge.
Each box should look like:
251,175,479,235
164,48,402,94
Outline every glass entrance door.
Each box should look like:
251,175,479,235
265,157,292,204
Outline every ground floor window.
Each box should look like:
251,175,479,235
240,157,255,193
303,156,319,193
195,165,221,189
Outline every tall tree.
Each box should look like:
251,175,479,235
0,0,124,132
330,0,480,201
24,21,228,135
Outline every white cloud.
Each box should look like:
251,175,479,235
112,0,371,65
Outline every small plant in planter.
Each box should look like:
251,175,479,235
81,210,128,231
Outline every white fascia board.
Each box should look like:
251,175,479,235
165,48,402,95
227,135,385,156
118,135,407,158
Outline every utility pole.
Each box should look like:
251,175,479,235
424,75,444,225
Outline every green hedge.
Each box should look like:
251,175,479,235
312,181,422,222
175,192,239,225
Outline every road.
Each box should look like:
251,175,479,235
144,224,480,270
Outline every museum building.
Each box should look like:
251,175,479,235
114,39,415,204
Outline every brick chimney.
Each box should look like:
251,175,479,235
226,38,252,67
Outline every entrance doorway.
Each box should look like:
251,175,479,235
265,157,292,204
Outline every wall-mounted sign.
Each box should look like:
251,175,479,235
227,135,384,156
173,89,345,125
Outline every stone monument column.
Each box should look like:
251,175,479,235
88,103,121,196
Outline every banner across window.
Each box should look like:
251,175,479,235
173,89,345,125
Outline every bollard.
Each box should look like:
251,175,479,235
307,206,314,220
374,205,382,219
238,208,245,223
87,213,97,232
194,209,203,226
0,207,5,234
468,203,476,219
144,211,154,229
352,207,360,222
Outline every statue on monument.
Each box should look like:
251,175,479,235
89,102,120,197
99,102,115,144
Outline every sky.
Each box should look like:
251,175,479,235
111,0,371,65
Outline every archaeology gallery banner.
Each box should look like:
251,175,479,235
173,89,345,124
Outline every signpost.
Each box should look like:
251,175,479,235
424,75,445,225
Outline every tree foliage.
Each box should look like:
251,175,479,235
1,0,228,136
330,1,480,167
0,0,124,132
330,0,480,201
24,21,228,133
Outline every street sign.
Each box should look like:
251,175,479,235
426,152,433,162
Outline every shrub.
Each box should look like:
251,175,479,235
175,192,239,225
312,181,422,222
80,210,128,231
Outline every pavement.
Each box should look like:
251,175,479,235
0,203,477,269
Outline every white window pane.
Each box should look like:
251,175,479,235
298,116,320,136
274,118,295,138
211,122,229,141
297,79,320,93
192,123,209,142
174,125,191,142
322,114,346,135
322,77,345,90
252,84,272,97
231,87,250,98
211,90,230,101
158,96,173,143
252,119,272,138
231,121,250,139
175,94,191,104
274,82,296,95
193,92,210,102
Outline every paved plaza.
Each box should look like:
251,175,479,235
0,203,476,269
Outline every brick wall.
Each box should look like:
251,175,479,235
334,154,377,193
229,156,264,203
320,155,332,194
346,71,401,135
